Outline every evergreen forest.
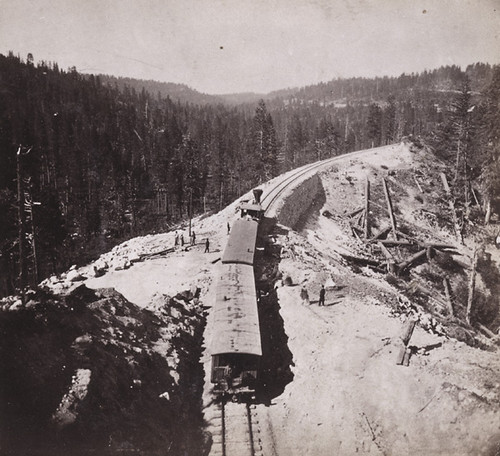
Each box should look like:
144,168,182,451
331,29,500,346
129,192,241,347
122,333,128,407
1,51,499,296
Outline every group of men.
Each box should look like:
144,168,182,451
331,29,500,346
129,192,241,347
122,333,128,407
174,230,210,252
300,284,326,306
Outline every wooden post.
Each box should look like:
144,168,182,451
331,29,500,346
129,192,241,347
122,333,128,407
364,177,370,239
397,319,417,365
443,277,454,317
466,250,478,325
382,178,398,240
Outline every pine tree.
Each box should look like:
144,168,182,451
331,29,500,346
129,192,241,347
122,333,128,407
252,100,278,182
367,103,382,148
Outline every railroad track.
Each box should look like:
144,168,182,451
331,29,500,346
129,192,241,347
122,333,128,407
261,146,393,214
209,400,260,456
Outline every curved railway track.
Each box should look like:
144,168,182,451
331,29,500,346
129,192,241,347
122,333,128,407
261,146,391,214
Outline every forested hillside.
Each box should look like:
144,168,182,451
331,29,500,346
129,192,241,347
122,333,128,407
1,52,499,297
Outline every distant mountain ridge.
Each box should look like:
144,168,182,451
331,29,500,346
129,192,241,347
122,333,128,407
96,74,225,105
97,63,497,108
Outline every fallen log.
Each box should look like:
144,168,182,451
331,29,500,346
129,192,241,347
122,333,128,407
140,247,175,259
414,175,423,193
378,239,416,247
421,243,458,250
377,242,394,260
339,253,382,267
408,280,448,311
398,249,428,272
368,226,392,243
476,323,497,339
346,207,364,218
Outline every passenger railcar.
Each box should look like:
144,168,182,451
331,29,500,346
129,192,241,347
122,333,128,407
210,263,261,393
221,218,259,265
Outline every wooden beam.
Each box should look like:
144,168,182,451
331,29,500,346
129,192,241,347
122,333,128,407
382,178,398,239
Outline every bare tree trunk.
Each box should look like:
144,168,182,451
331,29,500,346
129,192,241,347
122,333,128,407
484,198,491,225
16,147,26,304
364,177,370,239
466,249,478,325
382,178,397,239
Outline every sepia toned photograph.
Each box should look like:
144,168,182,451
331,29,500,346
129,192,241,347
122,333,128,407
1,1,500,454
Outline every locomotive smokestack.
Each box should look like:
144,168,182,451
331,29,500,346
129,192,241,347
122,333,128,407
253,188,263,204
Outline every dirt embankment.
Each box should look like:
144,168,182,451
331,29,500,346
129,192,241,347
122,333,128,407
274,174,324,230
1,286,207,456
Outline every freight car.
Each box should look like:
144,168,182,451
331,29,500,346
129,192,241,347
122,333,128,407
210,189,264,398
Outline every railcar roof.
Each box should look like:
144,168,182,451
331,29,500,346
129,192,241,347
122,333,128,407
221,218,259,265
211,263,262,356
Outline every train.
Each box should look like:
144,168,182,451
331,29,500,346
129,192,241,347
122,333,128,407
210,189,264,398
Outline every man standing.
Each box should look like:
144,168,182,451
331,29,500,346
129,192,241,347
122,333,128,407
319,285,326,306
300,286,310,305
205,238,210,253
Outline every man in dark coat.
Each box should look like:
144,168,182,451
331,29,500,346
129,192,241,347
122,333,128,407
205,238,210,253
319,285,326,306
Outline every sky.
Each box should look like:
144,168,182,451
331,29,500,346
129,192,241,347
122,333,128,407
0,0,499,94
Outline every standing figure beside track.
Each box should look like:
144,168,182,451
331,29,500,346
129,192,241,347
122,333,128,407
205,238,210,253
300,286,310,305
319,285,326,306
